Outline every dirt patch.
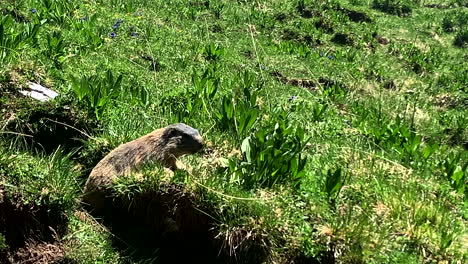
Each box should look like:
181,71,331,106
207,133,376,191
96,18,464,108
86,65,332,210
315,19,334,34
84,183,269,263
435,93,468,109
3,241,73,264
210,24,224,33
281,29,322,46
383,80,397,90
270,71,346,93
443,128,468,150
0,186,70,263
331,33,354,46
317,77,345,89
296,2,319,18
140,55,164,72
335,7,372,23
271,71,317,90
274,12,288,23
282,29,301,41
454,31,468,48
2,8,27,23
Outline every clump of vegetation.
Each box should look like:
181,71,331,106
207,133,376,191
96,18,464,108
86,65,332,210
372,0,413,17
228,107,310,189
454,29,468,48
0,16,40,63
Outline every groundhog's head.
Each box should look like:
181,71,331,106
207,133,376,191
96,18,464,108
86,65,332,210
164,123,204,156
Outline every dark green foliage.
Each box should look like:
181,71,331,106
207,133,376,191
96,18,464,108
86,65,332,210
35,0,77,25
353,105,438,166
331,33,354,46
441,10,468,33
215,70,260,138
211,2,225,19
229,108,310,189
393,44,442,74
274,41,312,57
0,16,40,63
322,82,347,101
43,31,66,67
439,152,468,195
202,43,225,61
453,29,468,48
70,69,123,120
311,103,328,122
70,14,104,50
0,233,6,251
323,167,346,208
372,0,413,17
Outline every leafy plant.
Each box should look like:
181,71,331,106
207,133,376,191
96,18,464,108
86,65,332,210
128,85,150,106
323,167,346,208
215,70,260,138
0,16,40,63
354,105,438,166
211,2,225,19
395,44,442,74
36,0,77,25
229,108,310,189
275,41,311,58
70,70,123,120
439,152,468,195
43,31,66,67
0,233,7,251
202,43,224,61
71,14,104,50
311,103,328,122
322,83,347,101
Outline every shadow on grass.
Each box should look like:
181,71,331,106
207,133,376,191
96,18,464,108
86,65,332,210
85,183,270,264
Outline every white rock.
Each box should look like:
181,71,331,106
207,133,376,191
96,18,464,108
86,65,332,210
18,82,59,102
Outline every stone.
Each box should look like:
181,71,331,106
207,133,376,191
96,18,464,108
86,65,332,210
18,82,59,102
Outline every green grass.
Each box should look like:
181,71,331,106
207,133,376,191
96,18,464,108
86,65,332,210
1,0,467,263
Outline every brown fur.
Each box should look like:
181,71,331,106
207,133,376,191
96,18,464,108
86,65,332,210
82,123,204,212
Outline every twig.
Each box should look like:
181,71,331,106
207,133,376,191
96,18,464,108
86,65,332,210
43,118,92,139
0,131,33,137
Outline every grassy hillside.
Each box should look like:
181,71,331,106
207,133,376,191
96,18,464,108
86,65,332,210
0,0,467,263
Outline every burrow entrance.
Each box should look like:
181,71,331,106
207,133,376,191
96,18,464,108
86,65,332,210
82,182,270,264
0,185,73,264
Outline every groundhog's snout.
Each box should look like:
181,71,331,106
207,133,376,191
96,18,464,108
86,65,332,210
193,135,204,152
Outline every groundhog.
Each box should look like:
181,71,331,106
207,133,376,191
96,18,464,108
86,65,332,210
82,123,204,212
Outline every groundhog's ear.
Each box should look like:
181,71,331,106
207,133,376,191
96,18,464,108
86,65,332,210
166,127,180,138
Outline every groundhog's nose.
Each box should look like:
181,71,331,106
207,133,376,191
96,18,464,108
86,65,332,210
195,135,204,151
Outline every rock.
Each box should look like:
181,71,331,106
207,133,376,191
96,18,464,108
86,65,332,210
18,82,59,102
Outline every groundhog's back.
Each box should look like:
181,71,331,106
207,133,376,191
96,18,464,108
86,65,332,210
85,128,166,191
